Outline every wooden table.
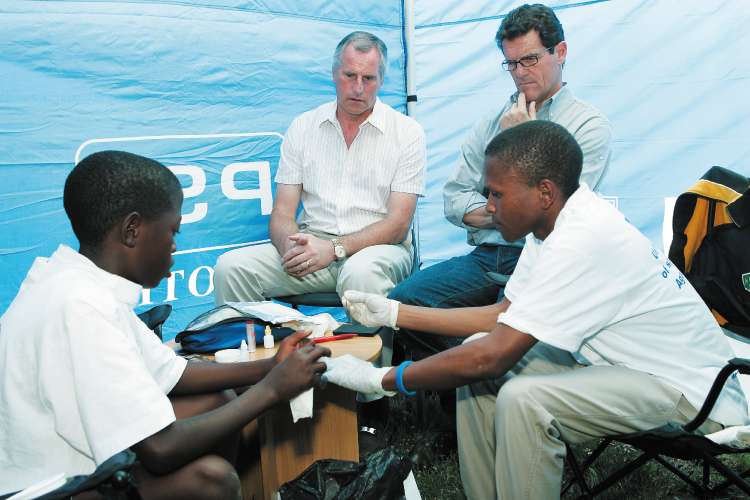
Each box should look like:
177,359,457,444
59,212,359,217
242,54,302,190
175,335,382,500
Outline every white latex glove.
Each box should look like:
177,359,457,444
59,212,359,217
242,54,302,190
321,355,396,397
341,290,399,328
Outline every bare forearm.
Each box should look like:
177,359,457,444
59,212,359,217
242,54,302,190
270,215,299,255
382,328,536,392
340,217,410,256
170,359,275,396
134,381,279,475
396,303,502,337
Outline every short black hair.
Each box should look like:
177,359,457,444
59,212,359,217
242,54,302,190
496,3,565,51
485,121,582,197
64,151,182,247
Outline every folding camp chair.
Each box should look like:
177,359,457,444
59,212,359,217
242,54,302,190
563,358,750,499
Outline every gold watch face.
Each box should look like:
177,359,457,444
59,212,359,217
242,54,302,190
335,244,346,259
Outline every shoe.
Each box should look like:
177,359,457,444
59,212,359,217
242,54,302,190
358,425,386,461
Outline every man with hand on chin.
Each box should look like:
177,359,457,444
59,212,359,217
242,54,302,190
213,31,425,310
388,3,612,356
328,121,747,499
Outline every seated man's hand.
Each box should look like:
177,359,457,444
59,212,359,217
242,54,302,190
281,233,335,278
262,342,331,401
322,354,396,397
273,329,312,365
500,91,537,130
342,290,399,328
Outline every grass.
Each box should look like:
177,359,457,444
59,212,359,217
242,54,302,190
385,393,750,500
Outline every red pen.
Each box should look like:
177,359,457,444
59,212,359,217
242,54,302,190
312,333,357,343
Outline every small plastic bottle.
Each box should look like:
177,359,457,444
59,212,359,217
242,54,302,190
245,321,256,353
263,325,275,349
239,340,250,362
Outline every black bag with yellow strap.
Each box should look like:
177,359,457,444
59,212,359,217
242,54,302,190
668,166,750,338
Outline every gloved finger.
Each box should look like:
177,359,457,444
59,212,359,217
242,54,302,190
343,290,369,303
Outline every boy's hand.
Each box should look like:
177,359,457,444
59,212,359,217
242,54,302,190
273,329,312,365
263,342,330,402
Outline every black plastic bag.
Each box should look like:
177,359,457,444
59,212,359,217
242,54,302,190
278,447,413,500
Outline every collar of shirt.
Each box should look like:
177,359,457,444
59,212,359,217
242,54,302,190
550,181,592,234
37,244,144,308
318,98,387,135
535,82,571,120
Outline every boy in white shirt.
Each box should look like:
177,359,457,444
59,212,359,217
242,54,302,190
330,121,748,499
0,151,330,499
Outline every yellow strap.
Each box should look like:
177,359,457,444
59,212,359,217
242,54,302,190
687,179,742,204
712,308,728,326
680,180,738,271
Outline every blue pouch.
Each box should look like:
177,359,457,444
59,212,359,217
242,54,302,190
175,304,295,353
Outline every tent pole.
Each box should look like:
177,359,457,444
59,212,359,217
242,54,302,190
404,0,416,118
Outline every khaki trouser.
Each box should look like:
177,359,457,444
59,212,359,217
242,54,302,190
456,337,722,500
213,236,411,365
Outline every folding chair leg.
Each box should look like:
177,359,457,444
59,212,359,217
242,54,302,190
562,439,612,498
652,456,708,496
711,466,750,495
578,439,613,475
703,459,710,489
701,453,750,496
562,444,593,499
584,452,653,498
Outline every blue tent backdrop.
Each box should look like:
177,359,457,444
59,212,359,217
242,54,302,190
1,0,749,338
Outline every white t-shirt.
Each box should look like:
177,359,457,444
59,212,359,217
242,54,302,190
499,184,748,426
0,245,187,495
276,98,426,236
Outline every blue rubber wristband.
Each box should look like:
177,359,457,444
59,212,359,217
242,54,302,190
395,360,417,397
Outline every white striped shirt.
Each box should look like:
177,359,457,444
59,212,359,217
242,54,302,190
275,99,426,236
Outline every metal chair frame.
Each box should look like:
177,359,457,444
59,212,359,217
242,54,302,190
563,358,750,499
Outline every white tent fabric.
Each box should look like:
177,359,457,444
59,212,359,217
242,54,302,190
412,0,750,265
1,0,749,336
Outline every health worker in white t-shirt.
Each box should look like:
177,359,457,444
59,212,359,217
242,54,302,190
329,120,749,500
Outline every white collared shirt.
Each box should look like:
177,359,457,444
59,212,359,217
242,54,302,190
0,245,187,494
276,98,426,236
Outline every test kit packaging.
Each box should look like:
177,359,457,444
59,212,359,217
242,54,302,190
175,304,294,353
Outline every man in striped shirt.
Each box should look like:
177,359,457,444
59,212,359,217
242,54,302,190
214,32,426,311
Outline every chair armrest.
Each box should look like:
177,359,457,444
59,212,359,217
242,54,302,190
683,357,750,432
136,304,173,341
729,357,750,375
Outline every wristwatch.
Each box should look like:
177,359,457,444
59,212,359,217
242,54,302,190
331,238,346,261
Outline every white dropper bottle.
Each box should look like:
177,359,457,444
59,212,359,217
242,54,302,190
263,325,274,349
239,340,250,362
